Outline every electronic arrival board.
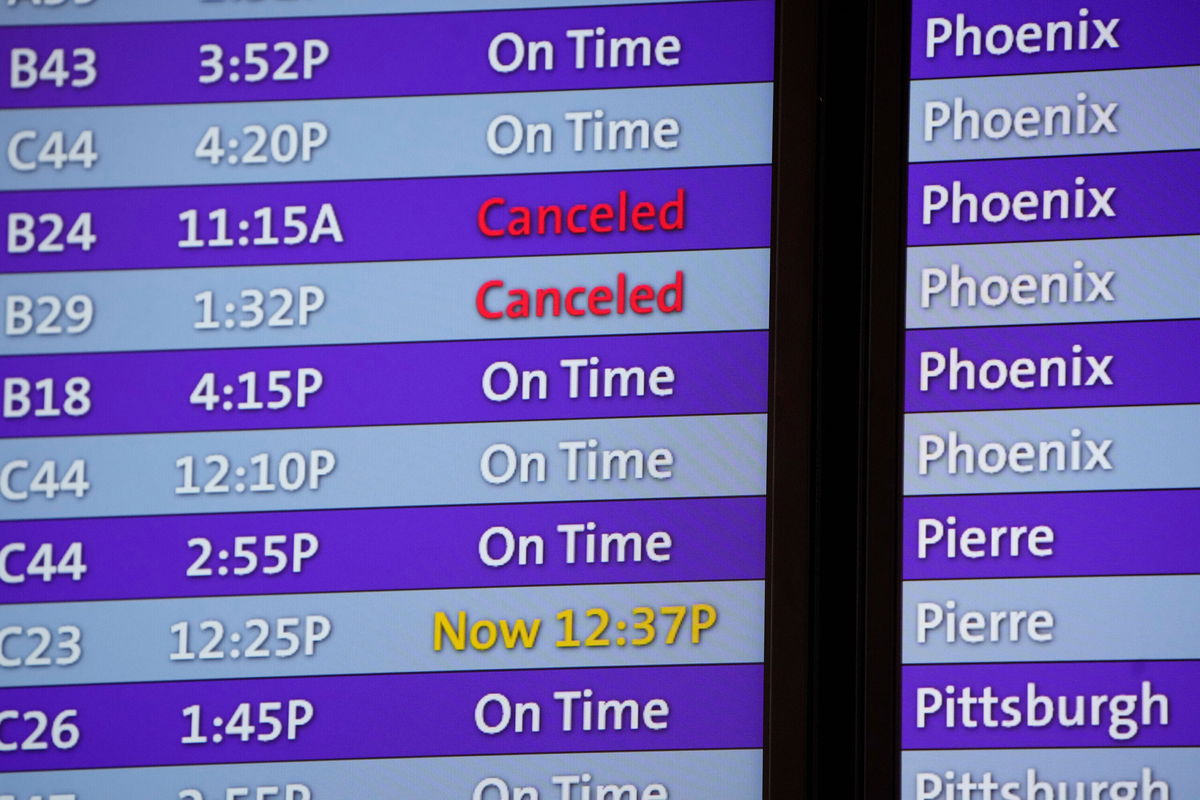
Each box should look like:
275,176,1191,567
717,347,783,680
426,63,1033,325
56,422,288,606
0,2,778,798
902,1,1199,798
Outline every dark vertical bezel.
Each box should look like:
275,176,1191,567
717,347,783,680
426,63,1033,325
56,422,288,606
767,0,913,793
764,0,817,796
804,0,874,790
861,0,912,795
767,0,910,794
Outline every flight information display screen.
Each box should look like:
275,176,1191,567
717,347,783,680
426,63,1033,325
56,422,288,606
902,1,1199,797
0,2,776,798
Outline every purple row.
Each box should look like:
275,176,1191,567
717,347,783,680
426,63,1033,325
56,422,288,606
906,319,1200,413
909,151,1200,247
0,496,764,604
904,659,1200,749
0,331,767,438
0,166,771,273
911,0,1200,80
0,663,763,772
2,1,773,108
905,489,1200,580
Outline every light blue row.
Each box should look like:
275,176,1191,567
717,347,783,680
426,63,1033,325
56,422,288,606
0,248,769,356
910,67,1200,161
0,579,763,688
903,575,1200,664
903,749,1198,800
0,748,763,799
904,405,1200,495
0,0,701,26
0,413,768,520
0,83,773,191
907,236,1200,328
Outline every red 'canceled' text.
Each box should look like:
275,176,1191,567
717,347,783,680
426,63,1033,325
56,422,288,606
477,189,686,238
476,271,685,319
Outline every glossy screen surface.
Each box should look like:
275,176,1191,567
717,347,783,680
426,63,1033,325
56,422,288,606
902,1,1200,797
0,2,776,797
